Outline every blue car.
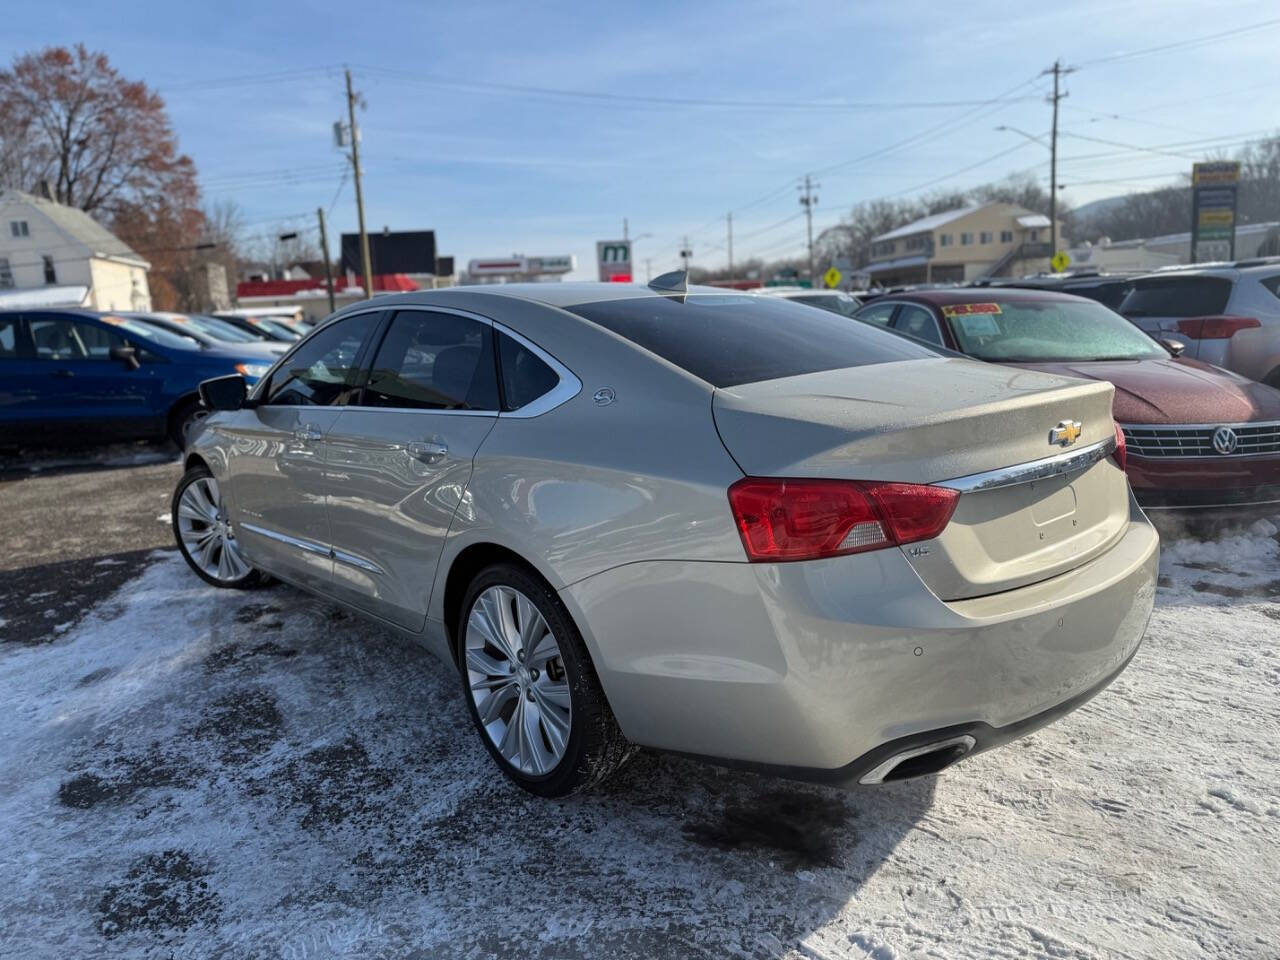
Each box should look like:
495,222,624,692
0,308,275,448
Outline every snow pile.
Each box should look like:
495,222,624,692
0,529,1278,958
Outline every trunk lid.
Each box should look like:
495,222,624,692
713,357,1129,599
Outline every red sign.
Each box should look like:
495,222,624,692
607,274,632,283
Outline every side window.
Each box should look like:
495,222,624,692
0,315,19,358
1260,275,1280,300
29,317,126,360
498,333,559,411
361,311,498,411
893,304,945,346
856,302,897,327
265,313,376,406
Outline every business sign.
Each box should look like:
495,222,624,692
1191,162,1241,263
467,255,575,278
597,240,632,282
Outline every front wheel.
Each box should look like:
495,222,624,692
172,465,262,589
458,563,631,797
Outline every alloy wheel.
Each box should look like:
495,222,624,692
175,476,251,583
465,585,573,777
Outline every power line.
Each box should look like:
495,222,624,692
352,65,1039,113
1074,17,1280,68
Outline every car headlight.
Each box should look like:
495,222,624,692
235,362,270,379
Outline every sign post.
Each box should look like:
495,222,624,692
1191,162,1241,264
597,240,633,282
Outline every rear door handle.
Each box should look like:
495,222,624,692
407,440,448,464
293,423,323,442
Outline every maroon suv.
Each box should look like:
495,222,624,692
854,288,1280,510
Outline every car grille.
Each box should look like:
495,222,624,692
1121,422,1280,458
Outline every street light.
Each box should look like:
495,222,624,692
994,125,1048,147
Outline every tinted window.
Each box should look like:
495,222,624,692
0,315,18,358
1063,280,1132,310
570,295,934,388
362,311,498,410
1120,276,1232,318
182,315,259,343
943,299,1166,362
1260,275,1280,300
29,317,127,360
855,302,896,327
498,333,560,411
894,304,944,345
266,313,376,406
793,294,859,317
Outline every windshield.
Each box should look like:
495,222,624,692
253,318,302,340
185,315,259,343
942,299,1167,362
568,294,937,387
108,318,202,350
1120,276,1231,317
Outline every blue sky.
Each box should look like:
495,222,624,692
4,1,1279,279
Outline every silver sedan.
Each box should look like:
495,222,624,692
174,277,1158,796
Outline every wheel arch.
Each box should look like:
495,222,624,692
439,541,558,666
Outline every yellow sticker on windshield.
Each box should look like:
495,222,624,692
942,302,1002,317
101,315,123,325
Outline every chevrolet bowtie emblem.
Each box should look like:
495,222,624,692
1049,419,1083,447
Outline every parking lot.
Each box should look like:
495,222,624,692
0,453,1275,959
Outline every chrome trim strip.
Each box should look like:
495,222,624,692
332,548,385,576
860,735,976,785
940,436,1116,493
1119,420,1280,430
238,522,330,556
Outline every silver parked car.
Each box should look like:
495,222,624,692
173,277,1158,796
1119,258,1280,387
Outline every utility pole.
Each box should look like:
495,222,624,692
680,236,691,275
316,207,336,314
623,218,629,241
799,175,819,284
1042,59,1075,260
727,212,734,283
345,68,374,300
644,257,653,282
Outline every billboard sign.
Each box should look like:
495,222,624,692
1191,162,1241,263
467,255,575,278
597,240,632,282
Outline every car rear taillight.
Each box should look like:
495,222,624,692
727,478,959,562
1112,422,1127,472
1175,315,1260,339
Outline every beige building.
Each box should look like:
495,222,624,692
0,189,151,311
865,203,1062,286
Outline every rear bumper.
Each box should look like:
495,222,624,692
1127,453,1280,510
561,494,1158,776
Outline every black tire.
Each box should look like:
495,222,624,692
168,397,207,450
456,562,631,797
172,464,263,589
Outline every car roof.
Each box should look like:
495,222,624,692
331,281,756,315
875,286,1092,306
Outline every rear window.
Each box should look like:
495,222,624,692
1260,275,1280,300
567,294,938,388
1120,276,1232,318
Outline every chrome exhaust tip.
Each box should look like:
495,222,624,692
859,734,977,785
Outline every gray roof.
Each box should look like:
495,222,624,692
873,206,982,242
1,190,148,266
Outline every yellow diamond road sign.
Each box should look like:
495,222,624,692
1051,250,1070,273
823,266,842,288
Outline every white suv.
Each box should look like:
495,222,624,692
1119,258,1280,386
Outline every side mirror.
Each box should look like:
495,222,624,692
1160,337,1186,357
109,344,140,371
198,374,248,412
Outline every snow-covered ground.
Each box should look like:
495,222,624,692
1,520,1278,959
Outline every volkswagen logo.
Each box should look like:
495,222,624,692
1211,425,1239,455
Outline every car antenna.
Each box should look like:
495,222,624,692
648,270,688,295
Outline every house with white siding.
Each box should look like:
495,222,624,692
0,189,151,311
